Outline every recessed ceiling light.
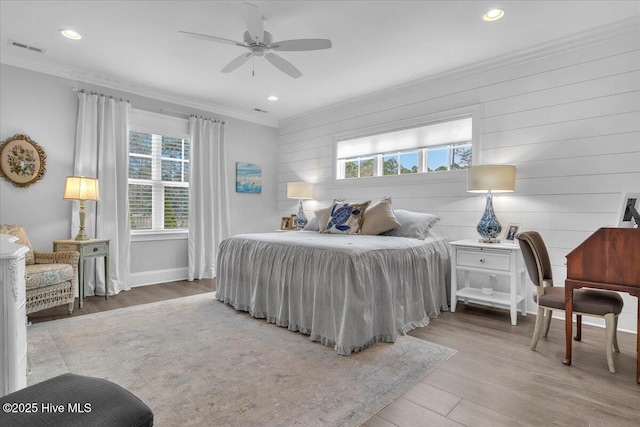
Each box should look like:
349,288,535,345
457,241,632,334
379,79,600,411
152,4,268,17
60,29,82,40
483,9,504,22
267,95,279,102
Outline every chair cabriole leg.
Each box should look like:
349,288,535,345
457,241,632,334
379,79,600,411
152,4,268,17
604,313,616,373
531,307,544,350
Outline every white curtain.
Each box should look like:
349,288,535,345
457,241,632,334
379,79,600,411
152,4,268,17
188,117,230,281
73,93,131,295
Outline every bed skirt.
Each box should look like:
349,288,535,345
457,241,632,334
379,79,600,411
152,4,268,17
216,233,450,355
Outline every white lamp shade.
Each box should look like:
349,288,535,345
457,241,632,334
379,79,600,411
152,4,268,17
63,176,100,201
466,165,516,193
287,182,315,199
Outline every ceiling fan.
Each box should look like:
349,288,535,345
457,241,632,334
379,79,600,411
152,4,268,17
179,2,332,78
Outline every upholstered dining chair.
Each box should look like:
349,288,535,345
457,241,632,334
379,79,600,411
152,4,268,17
0,224,79,315
516,231,624,373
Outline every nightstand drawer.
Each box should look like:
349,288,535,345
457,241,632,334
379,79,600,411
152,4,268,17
81,243,107,257
457,249,510,271
55,243,79,252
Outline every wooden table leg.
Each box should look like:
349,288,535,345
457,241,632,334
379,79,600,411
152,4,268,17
562,285,573,366
104,254,109,300
79,258,85,309
636,298,639,384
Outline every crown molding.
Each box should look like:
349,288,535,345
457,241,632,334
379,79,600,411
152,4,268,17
0,55,279,128
280,16,640,129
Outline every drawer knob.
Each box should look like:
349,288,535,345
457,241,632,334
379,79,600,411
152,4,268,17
93,247,99,252
479,258,485,263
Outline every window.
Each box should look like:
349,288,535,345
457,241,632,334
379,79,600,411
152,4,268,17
336,116,473,180
128,131,190,231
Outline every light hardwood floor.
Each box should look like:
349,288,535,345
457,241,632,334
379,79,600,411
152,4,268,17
365,303,640,427
29,282,639,426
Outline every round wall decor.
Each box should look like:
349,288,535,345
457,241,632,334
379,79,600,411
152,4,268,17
0,134,47,187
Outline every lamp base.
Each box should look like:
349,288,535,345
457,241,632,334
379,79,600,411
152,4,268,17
74,232,89,241
74,199,90,240
293,199,307,229
478,237,501,244
476,191,502,241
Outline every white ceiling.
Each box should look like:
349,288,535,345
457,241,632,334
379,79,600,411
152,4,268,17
1,1,639,127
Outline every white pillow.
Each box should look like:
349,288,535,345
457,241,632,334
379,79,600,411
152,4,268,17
303,216,320,231
361,197,401,235
314,205,333,232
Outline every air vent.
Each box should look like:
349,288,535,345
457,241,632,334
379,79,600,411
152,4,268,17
253,108,268,113
8,39,46,54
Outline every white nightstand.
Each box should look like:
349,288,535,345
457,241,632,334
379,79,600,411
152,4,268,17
450,239,526,325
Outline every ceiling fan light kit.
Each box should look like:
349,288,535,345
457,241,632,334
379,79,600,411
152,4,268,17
179,2,332,78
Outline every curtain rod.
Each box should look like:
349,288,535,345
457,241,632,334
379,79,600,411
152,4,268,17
159,107,226,124
72,86,129,103
72,86,226,124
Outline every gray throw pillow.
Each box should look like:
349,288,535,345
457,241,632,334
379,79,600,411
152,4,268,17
381,209,440,239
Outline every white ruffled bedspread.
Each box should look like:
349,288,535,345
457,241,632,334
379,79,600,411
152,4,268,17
215,230,451,355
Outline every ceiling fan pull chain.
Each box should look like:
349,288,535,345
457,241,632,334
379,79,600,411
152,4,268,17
252,55,255,76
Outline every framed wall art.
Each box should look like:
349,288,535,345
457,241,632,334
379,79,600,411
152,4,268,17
236,162,262,193
0,134,47,187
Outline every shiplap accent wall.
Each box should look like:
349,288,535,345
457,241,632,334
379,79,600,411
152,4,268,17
277,20,640,332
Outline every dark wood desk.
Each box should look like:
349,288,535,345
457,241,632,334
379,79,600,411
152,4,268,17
562,228,640,383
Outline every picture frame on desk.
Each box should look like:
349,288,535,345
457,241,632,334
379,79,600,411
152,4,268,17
504,223,520,242
616,192,640,228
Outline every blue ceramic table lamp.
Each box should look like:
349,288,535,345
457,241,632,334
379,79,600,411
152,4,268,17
287,181,316,229
466,165,516,243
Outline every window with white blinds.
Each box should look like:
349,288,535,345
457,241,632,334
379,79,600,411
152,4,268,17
129,130,190,232
336,116,473,180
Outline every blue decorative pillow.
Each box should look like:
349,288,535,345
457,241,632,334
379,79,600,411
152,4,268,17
304,199,346,232
325,201,371,234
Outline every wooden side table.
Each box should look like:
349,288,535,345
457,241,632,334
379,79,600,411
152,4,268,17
450,239,526,325
53,238,110,309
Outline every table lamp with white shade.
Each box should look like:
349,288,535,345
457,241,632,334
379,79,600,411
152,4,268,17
466,165,516,243
287,182,315,229
63,176,100,241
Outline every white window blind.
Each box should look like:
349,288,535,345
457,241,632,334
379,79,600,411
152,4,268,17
336,116,472,159
336,115,473,180
129,129,189,232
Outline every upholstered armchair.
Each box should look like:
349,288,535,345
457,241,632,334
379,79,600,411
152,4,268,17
0,225,79,315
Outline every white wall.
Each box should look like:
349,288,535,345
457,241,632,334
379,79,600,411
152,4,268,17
0,64,279,287
277,23,640,332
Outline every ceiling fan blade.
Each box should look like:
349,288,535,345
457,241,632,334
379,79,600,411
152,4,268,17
265,52,302,78
179,30,245,47
242,2,264,44
270,39,332,51
221,52,253,73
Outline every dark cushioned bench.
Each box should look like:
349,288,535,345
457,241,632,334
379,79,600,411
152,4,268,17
0,373,153,427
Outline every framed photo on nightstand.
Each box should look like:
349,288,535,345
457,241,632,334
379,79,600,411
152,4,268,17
280,216,293,230
504,223,520,242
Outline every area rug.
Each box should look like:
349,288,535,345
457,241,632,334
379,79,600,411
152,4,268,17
27,293,456,426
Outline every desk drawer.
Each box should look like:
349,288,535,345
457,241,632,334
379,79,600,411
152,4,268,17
81,243,107,257
457,249,510,271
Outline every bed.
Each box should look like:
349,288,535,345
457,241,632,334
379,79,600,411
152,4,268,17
215,227,451,355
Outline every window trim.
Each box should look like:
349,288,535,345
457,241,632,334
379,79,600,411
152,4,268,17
332,105,480,184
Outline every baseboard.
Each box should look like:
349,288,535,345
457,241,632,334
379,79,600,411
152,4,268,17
129,267,188,287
